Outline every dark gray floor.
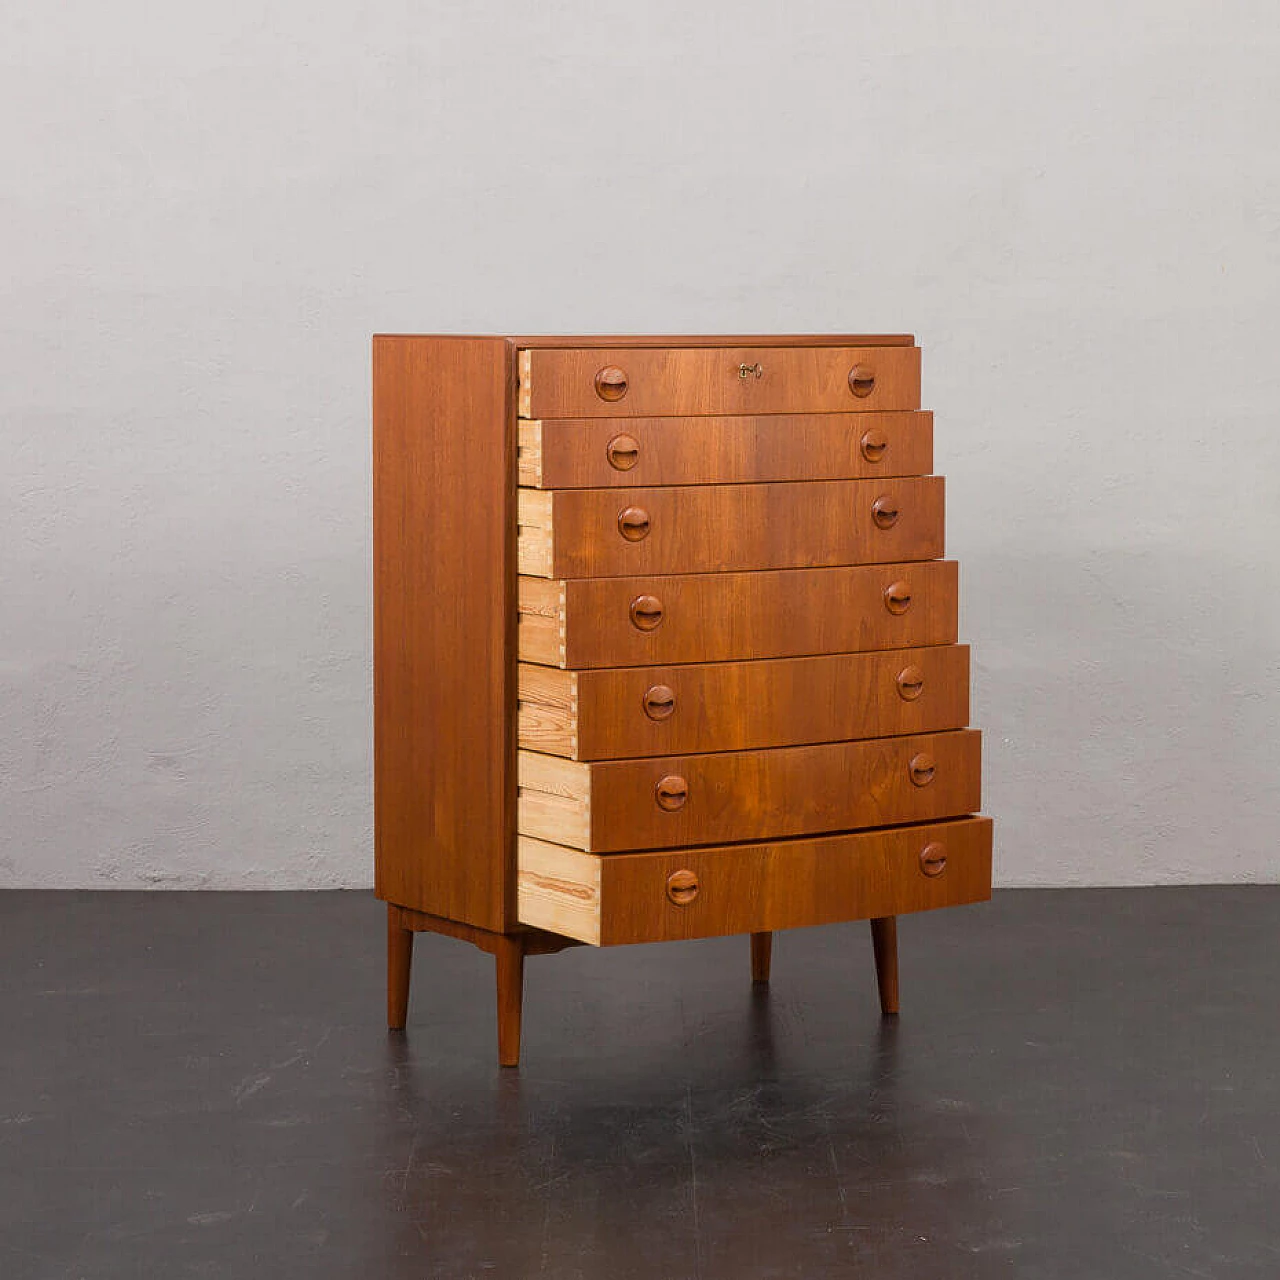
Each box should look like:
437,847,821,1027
1,888,1278,1279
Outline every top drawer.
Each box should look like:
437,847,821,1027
518,346,921,418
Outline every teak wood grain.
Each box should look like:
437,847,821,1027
519,345,921,418
518,411,934,488
380,333,916,350
374,330,991,1064
373,336,514,932
517,645,971,759
517,561,959,669
517,477,944,578
517,730,982,852
516,816,993,945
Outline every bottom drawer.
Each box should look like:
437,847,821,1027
517,816,993,946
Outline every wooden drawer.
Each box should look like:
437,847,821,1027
518,729,981,853
518,477,944,578
518,645,970,760
518,411,933,488
518,345,921,418
518,560,958,669
517,816,993,945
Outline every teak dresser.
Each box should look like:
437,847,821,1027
373,334,992,1066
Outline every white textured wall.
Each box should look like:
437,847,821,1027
4,2,1278,888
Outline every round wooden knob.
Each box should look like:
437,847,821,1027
896,665,925,701
594,366,628,402
655,774,688,811
642,684,676,721
884,580,912,615
919,842,947,877
848,364,876,398
909,752,936,787
666,869,700,905
629,595,664,631
617,506,651,542
605,433,640,471
871,495,900,530
860,427,888,462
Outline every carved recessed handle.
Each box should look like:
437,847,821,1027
666,868,700,905
909,752,936,787
643,684,676,721
594,366,628,402
618,506,652,542
849,364,876,398
605,433,640,471
629,594,664,631
883,580,912,615
919,841,947,877
871,495,900,530
896,665,925,702
655,774,688,811
860,427,888,462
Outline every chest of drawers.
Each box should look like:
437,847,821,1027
374,334,992,1066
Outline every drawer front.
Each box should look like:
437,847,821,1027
518,477,944,578
519,345,921,418
519,412,933,488
517,561,959,669
517,816,994,945
517,730,981,853
517,646,970,760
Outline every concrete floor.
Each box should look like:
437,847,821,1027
1,886,1277,1278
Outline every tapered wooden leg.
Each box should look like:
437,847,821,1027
387,906,414,1030
750,931,773,983
495,935,525,1068
870,916,899,1016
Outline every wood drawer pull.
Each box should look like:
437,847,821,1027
655,774,688,811
871,495,900,530
848,363,876,398
666,869,700,905
594,366,628,402
605,433,640,471
896,665,925,701
629,594,664,631
860,427,888,462
909,752,936,787
919,841,947,877
642,684,676,721
617,506,651,542
883,580,912,615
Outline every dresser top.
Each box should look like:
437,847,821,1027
374,333,916,348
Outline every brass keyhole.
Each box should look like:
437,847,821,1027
738,362,763,379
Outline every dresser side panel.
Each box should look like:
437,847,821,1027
373,336,514,931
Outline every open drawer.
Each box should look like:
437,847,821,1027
517,816,993,945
